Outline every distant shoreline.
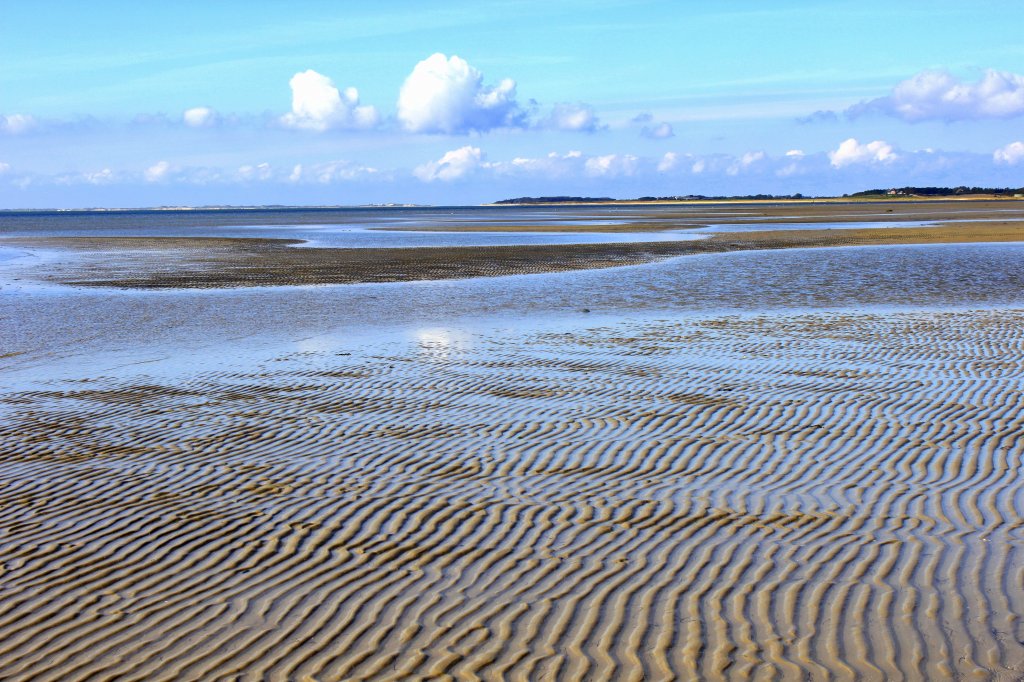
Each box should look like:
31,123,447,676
3,189,1024,214
485,195,1024,206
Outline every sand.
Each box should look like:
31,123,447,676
1,309,1022,679
7,219,1024,289
2,200,1024,680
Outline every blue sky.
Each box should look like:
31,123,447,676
2,0,1024,207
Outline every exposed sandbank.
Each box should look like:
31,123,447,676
8,218,1024,289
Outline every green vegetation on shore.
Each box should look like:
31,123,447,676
848,186,1024,198
496,186,1024,204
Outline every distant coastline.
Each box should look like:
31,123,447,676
3,187,1024,214
491,186,1024,205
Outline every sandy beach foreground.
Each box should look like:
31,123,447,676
1,307,1022,680
2,201,1024,680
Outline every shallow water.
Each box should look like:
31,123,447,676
1,306,1022,680
4,241,1024,378
696,219,938,232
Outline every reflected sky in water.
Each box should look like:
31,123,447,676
5,241,1024,381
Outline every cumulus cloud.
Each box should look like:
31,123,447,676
584,153,638,177
144,160,171,182
0,162,10,174
543,102,602,132
849,69,1024,122
183,106,218,128
414,146,488,181
397,54,526,134
1,114,37,135
994,141,1024,165
829,138,897,168
776,151,807,177
281,69,379,132
632,112,673,139
657,152,678,172
727,151,766,175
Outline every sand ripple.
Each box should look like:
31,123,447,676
1,309,1023,680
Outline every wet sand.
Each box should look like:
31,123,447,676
6,219,1024,289
2,201,1024,680
1,308,1022,679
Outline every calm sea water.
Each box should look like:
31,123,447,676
0,205,697,247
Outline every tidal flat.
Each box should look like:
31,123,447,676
1,200,1023,680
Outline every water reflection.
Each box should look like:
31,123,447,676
4,242,1024,378
414,327,474,360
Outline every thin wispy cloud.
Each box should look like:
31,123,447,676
633,113,674,139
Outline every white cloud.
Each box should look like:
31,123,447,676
54,168,116,186
1,114,37,135
584,153,638,177
850,69,1024,122
994,141,1024,165
309,160,379,183
144,160,171,182
657,152,678,172
487,150,585,178
397,54,525,134
0,162,9,174
633,112,674,139
785,149,805,157
691,159,706,174
84,168,114,185
414,146,487,181
288,164,303,183
237,162,272,181
829,138,897,168
544,102,602,132
183,106,218,128
725,151,766,176
281,70,379,132
641,121,674,139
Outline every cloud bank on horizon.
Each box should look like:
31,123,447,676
845,69,1024,122
3,1,1024,207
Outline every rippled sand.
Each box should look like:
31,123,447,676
2,308,1022,680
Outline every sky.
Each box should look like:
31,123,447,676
2,0,1024,208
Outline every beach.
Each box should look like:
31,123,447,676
1,200,1023,680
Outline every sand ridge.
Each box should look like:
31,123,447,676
7,219,1024,289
